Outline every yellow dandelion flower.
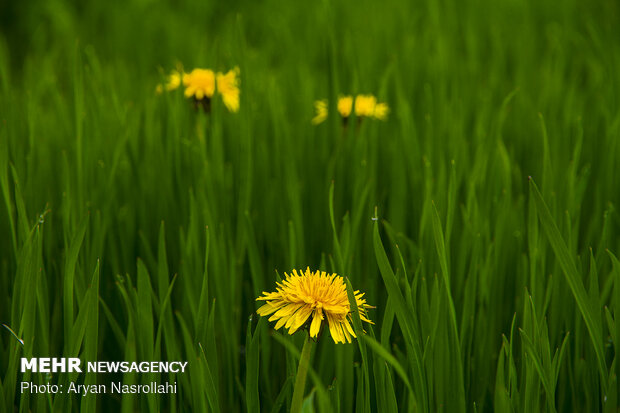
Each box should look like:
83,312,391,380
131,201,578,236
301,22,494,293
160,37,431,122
337,95,354,119
355,94,389,120
374,102,390,120
311,100,328,124
312,94,389,124
165,71,182,91
156,70,182,94
354,95,378,117
256,268,373,344
216,67,241,112
183,68,216,101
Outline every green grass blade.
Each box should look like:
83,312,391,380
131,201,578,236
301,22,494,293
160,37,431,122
63,213,89,347
246,316,263,413
362,335,412,393
529,178,607,391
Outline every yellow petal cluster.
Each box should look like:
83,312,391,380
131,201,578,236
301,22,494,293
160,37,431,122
156,70,182,94
157,65,240,112
183,69,216,100
311,100,328,124
337,96,354,118
312,94,389,124
354,94,388,120
216,67,240,113
256,268,373,344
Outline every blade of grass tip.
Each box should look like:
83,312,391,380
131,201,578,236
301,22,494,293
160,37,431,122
115,275,137,336
345,277,370,412
372,210,415,344
506,314,519,405
538,113,553,196
196,226,210,342
393,241,411,289
446,160,457,246
55,259,99,412
604,307,616,357
63,213,89,349
430,201,466,410
177,314,212,413
137,262,158,412
0,144,18,257
69,272,94,357
246,316,262,413
204,300,219,395
154,274,178,356
381,361,399,413
155,222,180,365
12,227,39,413
329,181,345,274
459,246,479,347
302,389,317,413
73,44,84,203
137,259,154,361
245,211,265,299
372,208,427,411
529,178,607,391
34,222,50,352
99,296,126,349
121,315,137,413
157,221,169,303
518,328,555,412
380,297,395,349
605,370,618,413
588,249,600,309
81,261,100,413
494,340,512,413
430,201,450,289
9,164,30,243
137,229,158,271
269,376,293,413
607,249,620,405
362,335,413,393
552,333,570,391
595,205,614,264
528,190,540,299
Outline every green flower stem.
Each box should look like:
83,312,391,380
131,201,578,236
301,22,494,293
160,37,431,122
291,333,313,413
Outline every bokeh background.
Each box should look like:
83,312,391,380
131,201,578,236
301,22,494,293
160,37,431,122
1,0,620,411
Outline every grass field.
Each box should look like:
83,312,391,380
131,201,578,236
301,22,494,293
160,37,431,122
1,0,620,411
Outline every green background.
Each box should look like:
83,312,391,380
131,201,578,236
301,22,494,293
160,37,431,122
1,0,619,411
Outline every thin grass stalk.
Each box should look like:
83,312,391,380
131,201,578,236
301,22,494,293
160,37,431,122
291,333,313,413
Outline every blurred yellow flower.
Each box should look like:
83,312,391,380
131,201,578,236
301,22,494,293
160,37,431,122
158,64,241,113
311,100,328,124
373,102,389,120
183,68,216,101
337,95,354,118
156,70,182,94
312,94,389,125
256,267,373,344
216,67,240,113
354,95,377,117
